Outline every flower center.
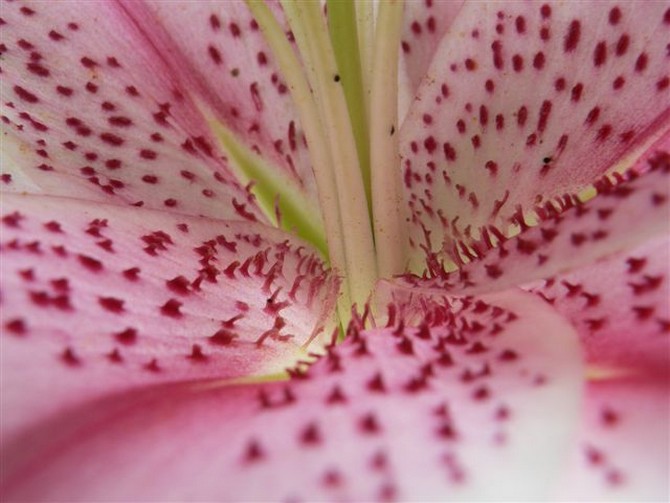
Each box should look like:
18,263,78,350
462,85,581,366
239,0,408,318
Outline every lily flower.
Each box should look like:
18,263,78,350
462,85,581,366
1,0,668,500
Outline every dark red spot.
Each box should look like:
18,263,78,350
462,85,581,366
456,119,466,134
441,83,450,97
609,6,622,25
14,85,39,103
115,328,137,345
99,297,124,313
56,85,73,97
61,347,81,367
635,53,648,72
108,116,132,127
517,106,528,127
107,348,123,363
499,349,518,361
208,45,222,65
100,133,124,146
512,54,523,72
515,16,526,34
491,41,504,70
472,386,490,401
479,105,489,127
26,62,49,77
166,276,191,295
300,423,321,445
540,4,551,18
533,52,545,70
443,142,457,161
359,413,380,434
615,34,629,56
601,407,619,426
537,100,552,133
585,106,600,125
244,440,263,462
144,359,161,372
424,136,437,153
78,254,102,272
160,299,183,318
5,319,26,335
596,124,612,141
188,344,207,362
540,26,550,41
571,83,583,102
80,57,97,69
48,30,64,41
593,41,607,67
564,20,581,53
210,329,237,346
140,149,157,160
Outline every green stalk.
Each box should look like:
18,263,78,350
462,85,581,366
370,0,408,278
355,0,374,120
282,0,378,308
326,0,371,212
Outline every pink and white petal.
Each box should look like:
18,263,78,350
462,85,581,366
400,0,464,105
118,0,320,203
0,0,265,221
0,193,339,441
401,1,670,264
1,288,582,501
527,235,669,378
403,142,670,295
555,378,669,501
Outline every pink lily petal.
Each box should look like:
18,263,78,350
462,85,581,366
402,138,669,295
1,288,582,501
0,193,338,441
556,378,669,500
0,0,291,221
527,235,669,378
113,0,319,200
400,0,464,106
372,281,669,501
400,0,670,263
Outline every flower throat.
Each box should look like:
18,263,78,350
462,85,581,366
213,0,409,318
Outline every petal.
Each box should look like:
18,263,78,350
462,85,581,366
404,138,670,294
527,236,669,377
399,0,464,116
0,0,311,223
400,1,670,267
1,288,583,501
117,0,321,203
0,193,339,441
555,377,669,501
